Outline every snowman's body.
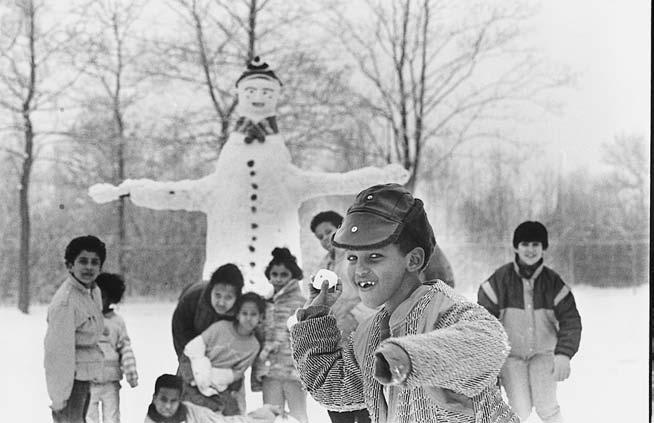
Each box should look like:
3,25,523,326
95,130,408,296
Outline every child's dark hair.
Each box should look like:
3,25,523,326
310,210,343,233
235,292,266,316
95,272,126,305
209,263,244,294
64,235,107,266
154,373,183,395
395,203,435,271
264,247,303,280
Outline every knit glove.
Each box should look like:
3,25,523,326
553,354,571,381
184,336,214,395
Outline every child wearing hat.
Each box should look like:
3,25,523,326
290,184,517,423
477,221,582,423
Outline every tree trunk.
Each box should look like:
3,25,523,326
18,0,36,314
18,117,33,314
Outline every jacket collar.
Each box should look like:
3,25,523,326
387,284,432,330
66,274,97,293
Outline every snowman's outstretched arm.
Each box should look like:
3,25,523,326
88,177,206,212
292,163,410,201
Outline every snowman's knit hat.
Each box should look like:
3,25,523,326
235,56,282,87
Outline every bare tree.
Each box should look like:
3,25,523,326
327,0,571,191
143,0,326,158
65,0,151,275
600,133,650,235
0,0,82,312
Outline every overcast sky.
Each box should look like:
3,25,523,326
528,0,650,172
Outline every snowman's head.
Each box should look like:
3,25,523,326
236,77,281,122
235,57,282,122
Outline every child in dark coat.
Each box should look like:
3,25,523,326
478,221,582,423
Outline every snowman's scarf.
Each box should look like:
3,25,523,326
234,116,278,143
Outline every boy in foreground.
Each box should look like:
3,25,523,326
290,184,518,423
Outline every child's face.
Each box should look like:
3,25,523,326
67,250,102,285
269,264,293,292
236,301,262,334
152,387,181,418
314,221,338,253
346,244,410,310
515,241,544,265
210,283,238,315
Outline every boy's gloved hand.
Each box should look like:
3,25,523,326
305,278,343,309
553,354,571,381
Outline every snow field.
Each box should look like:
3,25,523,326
1,283,648,422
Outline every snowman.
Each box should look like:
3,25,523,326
89,57,409,297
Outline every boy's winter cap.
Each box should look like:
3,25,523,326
513,221,549,250
332,183,435,260
235,56,282,87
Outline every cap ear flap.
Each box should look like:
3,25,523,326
406,247,425,272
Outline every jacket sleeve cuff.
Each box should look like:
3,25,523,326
373,342,411,385
554,347,575,359
296,305,331,321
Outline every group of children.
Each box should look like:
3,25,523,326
44,183,581,423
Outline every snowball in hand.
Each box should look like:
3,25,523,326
312,269,338,290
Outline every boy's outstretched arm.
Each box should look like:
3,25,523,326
375,294,510,398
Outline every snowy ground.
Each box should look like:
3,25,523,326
1,284,649,423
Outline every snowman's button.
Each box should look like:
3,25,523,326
248,245,255,252
250,171,256,176
251,206,257,213
252,183,258,189
251,223,258,229
250,262,256,267
247,160,255,167
251,194,257,201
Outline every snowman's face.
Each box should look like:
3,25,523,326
236,77,280,121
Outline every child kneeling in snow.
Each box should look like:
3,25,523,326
184,292,266,415
145,374,279,423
